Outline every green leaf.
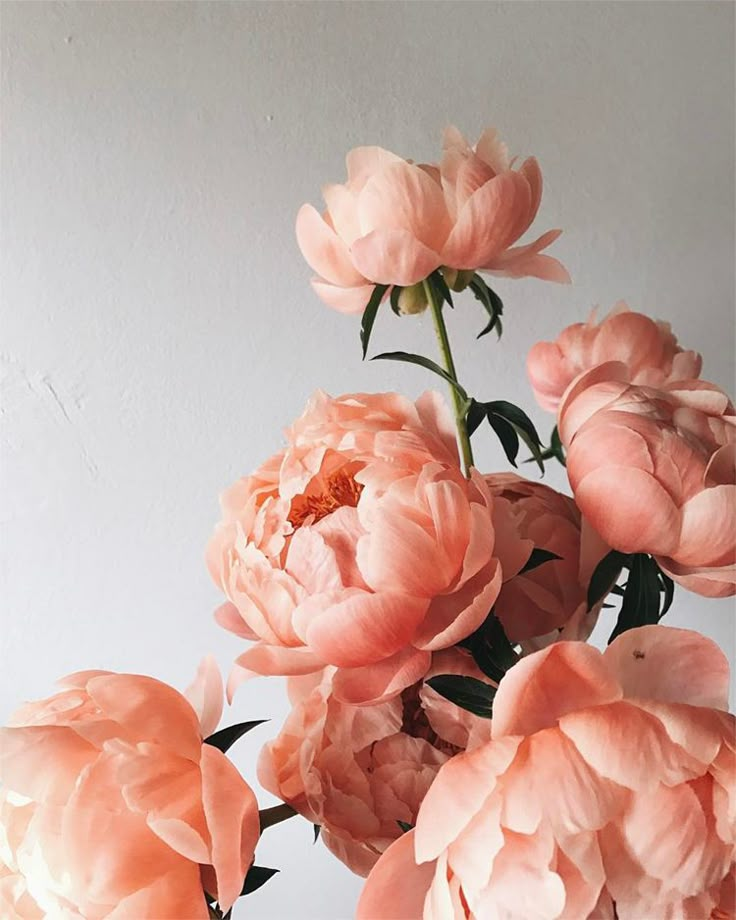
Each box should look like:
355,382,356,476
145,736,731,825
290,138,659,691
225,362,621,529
389,285,403,316
658,568,675,617
520,548,563,574
397,820,414,833
465,398,488,437
241,866,280,897
470,276,504,339
487,414,520,466
608,554,664,643
371,351,468,399
428,270,454,308
204,720,268,754
360,284,389,358
426,674,495,718
587,550,629,611
459,614,518,684
313,823,321,843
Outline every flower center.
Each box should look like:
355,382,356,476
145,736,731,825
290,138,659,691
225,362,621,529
288,469,364,529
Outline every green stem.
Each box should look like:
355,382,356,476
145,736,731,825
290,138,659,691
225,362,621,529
422,279,474,475
258,802,298,832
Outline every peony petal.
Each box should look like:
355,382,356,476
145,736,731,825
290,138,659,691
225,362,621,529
184,656,224,739
295,204,365,286
200,745,259,912
441,171,532,269
332,646,432,705
213,602,258,640
311,278,377,315
356,830,435,920
491,642,622,739
232,643,324,677
350,228,442,286
0,726,97,805
675,484,736,566
604,625,730,709
107,865,209,920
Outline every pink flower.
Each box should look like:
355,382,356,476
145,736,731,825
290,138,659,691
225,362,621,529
296,127,569,314
258,649,491,876
357,626,735,919
558,363,736,597
485,473,611,646
527,302,702,412
207,391,503,703
0,659,259,919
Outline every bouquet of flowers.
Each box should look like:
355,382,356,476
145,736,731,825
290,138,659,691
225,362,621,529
2,126,734,920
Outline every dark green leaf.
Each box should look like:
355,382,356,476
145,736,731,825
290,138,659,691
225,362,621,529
428,270,454,308
397,820,414,833
470,276,504,339
487,414,520,466
465,398,488,437
360,284,389,359
389,285,403,316
313,824,321,843
485,401,541,442
204,720,268,754
587,551,628,611
241,866,280,897
520,548,563,574
459,614,518,684
426,674,495,718
371,351,468,399
608,554,663,643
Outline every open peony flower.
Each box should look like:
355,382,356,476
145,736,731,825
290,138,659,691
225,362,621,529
296,126,569,314
207,390,503,703
0,659,259,919
258,649,491,877
357,626,735,919
527,302,702,412
486,473,611,648
558,363,736,597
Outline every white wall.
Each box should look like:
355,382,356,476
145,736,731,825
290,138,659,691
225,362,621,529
1,2,734,917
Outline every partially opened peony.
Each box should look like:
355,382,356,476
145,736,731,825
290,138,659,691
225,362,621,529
486,473,610,647
558,363,736,597
207,390,503,703
527,302,702,412
258,649,491,877
357,625,735,919
0,659,260,919
296,126,569,314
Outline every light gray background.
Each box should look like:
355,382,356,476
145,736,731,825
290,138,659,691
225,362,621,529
2,2,734,917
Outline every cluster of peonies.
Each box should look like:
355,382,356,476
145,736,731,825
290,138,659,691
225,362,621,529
0,660,260,919
296,126,569,314
358,626,735,919
529,302,736,597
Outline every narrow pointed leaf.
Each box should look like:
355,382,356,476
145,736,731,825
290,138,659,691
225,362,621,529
429,270,454,308
371,351,468,399
487,414,520,466
397,820,414,833
204,720,268,753
520,548,563,574
313,824,321,843
241,866,280,897
658,569,675,617
360,283,389,358
587,550,628,611
426,674,495,718
389,285,403,316
465,398,488,437
608,553,663,643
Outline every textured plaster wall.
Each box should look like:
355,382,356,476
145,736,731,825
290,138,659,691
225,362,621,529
1,2,734,916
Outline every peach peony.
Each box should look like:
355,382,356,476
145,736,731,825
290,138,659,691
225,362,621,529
0,659,260,919
357,626,735,919
258,648,491,876
527,302,702,412
207,390,503,703
485,473,610,647
558,363,736,597
296,126,568,314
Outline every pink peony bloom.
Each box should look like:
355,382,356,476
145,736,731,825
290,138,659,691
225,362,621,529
558,363,736,597
207,390,503,703
357,626,735,919
296,127,569,314
0,659,260,919
528,302,702,412
485,473,611,647
258,649,491,876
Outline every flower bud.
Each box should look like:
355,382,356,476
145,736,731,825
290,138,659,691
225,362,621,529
441,267,475,292
398,283,428,315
